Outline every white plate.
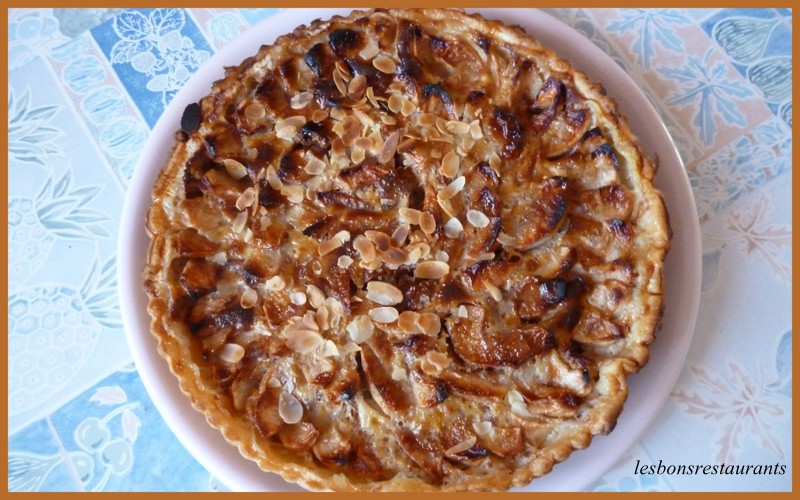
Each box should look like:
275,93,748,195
118,8,701,492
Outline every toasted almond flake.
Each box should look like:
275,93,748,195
333,69,348,96
318,237,343,256
438,176,466,202
398,310,422,334
350,147,366,165
278,391,303,424
221,158,248,180
266,166,283,190
290,291,308,306
484,282,503,302
286,328,323,355
378,130,401,164
439,151,460,178
391,224,410,246
342,342,362,354
240,288,258,309
267,376,282,388
445,436,477,456
235,187,257,210
366,86,379,107
423,351,451,374
476,252,496,262
457,304,469,318
368,306,399,323
469,119,483,139
301,310,318,331
312,108,329,123
473,421,493,436
347,74,367,98
283,184,305,204
242,227,253,243
306,285,326,309
337,255,354,268
277,125,298,140
378,247,407,267
437,198,456,218
333,230,351,244
416,312,441,336
400,99,416,117
335,59,352,79
317,339,337,357
418,112,437,128
244,102,266,121
435,250,450,262
218,343,245,364
329,108,346,121
391,366,407,381
353,235,377,263
364,230,392,252
405,246,423,265
209,252,227,265
380,114,398,125
331,137,347,157
290,91,314,109
398,207,422,226
418,212,436,235
365,280,403,305
387,93,403,114
446,120,470,136
415,260,449,279
232,211,248,233
354,137,373,150
467,209,491,228
436,117,449,134
373,54,397,74
277,115,306,129
444,217,463,238
346,315,375,344
265,276,285,292
359,42,380,60
301,156,325,176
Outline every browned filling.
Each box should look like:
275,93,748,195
152,10,656,488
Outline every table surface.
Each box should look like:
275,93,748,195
8,8,791,492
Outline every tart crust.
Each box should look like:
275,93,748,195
143,8,670,491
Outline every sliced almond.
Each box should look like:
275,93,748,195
484,281,503,302
418,112,437,128
240,288,258,309
421,351,451,375
290,291,308,306
400,98,416,117
378,247,407,267
286,328,323,354
467,209,491,228
218,343,245,364
311,108,329,123
439,151,460,178
290,91,314,109
333,68,348,96
232,211,248,234
350,147,366,165
222,158,248,180
364,230,392,252
359,42,380,60
353,235,377,263
276,115,306,130
391,366,407,381
244,102,266,121
469,119,483,139
419,212,436,235
472,421,493,437
437,176,466,202
346,315,375,344
397,310,422,334
446,120,470,136
265,276,286,292
444,217,464,238
365,280,403,305
318,237,343,256
379,130,401,164
416,312,441,336
415,260,449,279
306,285,326,309
391,223,410,246
368,306,400,324
348,74,367,99
373,54,397,74
381,114,398,125
337,255,354,268
445,436,477,456
398,207,422,226
266,166,283,190
303,156,327,176
235,187,257,210
278,391,303,424
283,184,305,204
387,93,403,114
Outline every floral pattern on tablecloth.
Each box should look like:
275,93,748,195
7,8,791,492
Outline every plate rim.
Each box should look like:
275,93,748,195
118,7,702,492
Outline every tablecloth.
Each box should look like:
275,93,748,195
7,7,792,492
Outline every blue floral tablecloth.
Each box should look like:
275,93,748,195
7,8,791,492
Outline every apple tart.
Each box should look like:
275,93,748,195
144,8,670,491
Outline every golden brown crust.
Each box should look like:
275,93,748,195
143,8,669,491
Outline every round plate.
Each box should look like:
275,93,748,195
118,8,701,492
